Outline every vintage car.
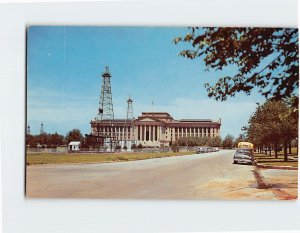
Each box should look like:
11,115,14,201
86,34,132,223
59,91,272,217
233,148,254,164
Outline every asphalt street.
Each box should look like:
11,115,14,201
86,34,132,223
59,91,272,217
26,150,298,200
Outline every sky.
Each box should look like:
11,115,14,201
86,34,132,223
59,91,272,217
27,26,267,138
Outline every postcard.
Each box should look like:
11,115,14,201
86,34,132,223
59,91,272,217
26,26,298,200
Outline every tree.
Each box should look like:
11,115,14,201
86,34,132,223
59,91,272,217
65,129,83,144
26,134,39,148
233,134,247,147
247,100,298,161
174,27,299,109
222,135,234,149
209,136,222,147
48,132,64,147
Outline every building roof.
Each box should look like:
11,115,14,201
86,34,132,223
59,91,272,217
68,141,81,146
179,119,212,122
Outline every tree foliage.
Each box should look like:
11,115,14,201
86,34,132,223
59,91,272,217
175,136,222,147
26,132,65,148
65,129,83,144
222,134,235,148
174,27,299,108
247,100,298,161
209,136,222,147
233,133,247,147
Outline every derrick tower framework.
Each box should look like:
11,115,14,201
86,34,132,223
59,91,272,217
27,125,31,135
124,97,134,146
40,122,44,134
95,66,115,151
97,66,114,121
126,97,133,121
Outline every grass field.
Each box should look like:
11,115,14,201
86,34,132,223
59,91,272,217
254,149,298,168
26,151,194,165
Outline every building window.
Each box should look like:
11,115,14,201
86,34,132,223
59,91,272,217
146,126,149,141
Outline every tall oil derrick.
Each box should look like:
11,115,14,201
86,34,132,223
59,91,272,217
124,97,134,148
27,125,31,135
126,97,133,121
40,122,44,134
97,66,114,120
96,66,115,151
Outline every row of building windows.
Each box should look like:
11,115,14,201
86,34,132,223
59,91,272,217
93,125,219,142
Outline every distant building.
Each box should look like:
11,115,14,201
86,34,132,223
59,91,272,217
68,141,81,151
90,112,221,148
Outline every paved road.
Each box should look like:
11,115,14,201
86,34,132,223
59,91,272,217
26,150,298,200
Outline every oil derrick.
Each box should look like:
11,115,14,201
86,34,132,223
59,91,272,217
97,66,114,120
96,66,115,151
126,97,133,121
124,97,134,148
27,125,31,135
40,122,44,134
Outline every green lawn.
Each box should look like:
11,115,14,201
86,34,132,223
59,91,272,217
26,151,194,165
254,149,298,168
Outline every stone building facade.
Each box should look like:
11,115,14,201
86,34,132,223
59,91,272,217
90,112,221,148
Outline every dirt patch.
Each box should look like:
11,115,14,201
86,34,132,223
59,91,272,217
253,168,298,200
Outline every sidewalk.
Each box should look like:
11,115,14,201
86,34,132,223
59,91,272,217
259,168,298,200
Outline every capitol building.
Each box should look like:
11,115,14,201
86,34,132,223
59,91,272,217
90,112,221,148
90,66,221,149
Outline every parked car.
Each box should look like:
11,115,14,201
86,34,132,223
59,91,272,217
196,147,206,154
233,148,254,165
196,147,218,154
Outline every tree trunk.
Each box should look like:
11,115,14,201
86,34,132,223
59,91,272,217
274,143,278,159
264,146,267,155
284,143,288,162
269,145,272,156
288,141,292,154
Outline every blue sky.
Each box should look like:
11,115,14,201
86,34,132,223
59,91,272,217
27,26,266,138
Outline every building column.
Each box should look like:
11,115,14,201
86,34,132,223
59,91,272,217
139,125,141,141
172,127,175,142
149,125,152,141
152,125,155,141
144,125,146,141
133,125,137,141
158,126,161,141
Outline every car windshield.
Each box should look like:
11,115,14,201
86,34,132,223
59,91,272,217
236,149,251,154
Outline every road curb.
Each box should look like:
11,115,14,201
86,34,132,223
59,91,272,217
255,162,298,170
